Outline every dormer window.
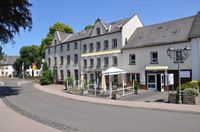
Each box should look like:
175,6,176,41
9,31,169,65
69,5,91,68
96,27,100,35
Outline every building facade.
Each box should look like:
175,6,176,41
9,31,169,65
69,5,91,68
0,56,18,77
122,15,195,91
45,12,200,91
45,14,143,84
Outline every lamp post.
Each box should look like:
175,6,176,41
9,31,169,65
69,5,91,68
167,46,191,104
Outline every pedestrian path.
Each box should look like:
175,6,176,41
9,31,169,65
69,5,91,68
0,80,60,132
0,99,60,132
34,83,200,114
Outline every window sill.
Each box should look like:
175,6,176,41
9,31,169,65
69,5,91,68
150,62,159,64
129,63,136,65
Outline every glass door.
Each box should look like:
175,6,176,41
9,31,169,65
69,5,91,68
147,74,157,90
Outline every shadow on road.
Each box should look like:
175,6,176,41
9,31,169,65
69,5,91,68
0,86,22,98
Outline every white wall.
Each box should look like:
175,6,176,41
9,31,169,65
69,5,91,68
26,68,41,77
122,42,192,74
191,38,200,80
81,32,122,71
0,65,15,77
45,40,81,81
122,15,143,46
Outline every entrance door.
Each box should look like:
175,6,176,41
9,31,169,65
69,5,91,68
147,74,157,90
160,74,164,92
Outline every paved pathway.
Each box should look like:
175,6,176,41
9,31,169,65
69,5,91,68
0,80,59,132
34,83,200,114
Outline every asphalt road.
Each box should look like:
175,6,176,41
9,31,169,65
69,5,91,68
1,78,200,132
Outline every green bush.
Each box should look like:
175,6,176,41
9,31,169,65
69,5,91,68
181,80,199,90
40,70,53,85
40,62,53,85
182,88,199,96
134,81,140,90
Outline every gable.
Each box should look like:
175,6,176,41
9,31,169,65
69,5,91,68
90,19,108,37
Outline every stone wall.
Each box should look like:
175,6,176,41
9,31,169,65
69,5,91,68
168,92,199,105
182,93,197,105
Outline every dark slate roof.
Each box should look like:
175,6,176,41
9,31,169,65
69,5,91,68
0,56,18,65
51,16,133,44
123,16,195,49
189,12,200,38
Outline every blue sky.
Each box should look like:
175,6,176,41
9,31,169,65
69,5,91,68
3,0,200,56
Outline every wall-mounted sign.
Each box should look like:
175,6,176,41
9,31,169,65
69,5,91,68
167,74,174,85
180,71,190,78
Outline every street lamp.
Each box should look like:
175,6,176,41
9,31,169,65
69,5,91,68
167,46,191,104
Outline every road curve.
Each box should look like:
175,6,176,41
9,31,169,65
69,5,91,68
1,78,200,132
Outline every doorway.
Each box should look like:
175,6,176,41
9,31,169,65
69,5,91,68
147,74,157,90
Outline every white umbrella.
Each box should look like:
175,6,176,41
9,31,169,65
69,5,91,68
101,74,106,92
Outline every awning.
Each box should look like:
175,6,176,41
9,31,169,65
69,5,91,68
145,66,168,70
102,67,127,75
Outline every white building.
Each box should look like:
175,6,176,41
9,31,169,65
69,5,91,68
45,12,200,91
189,12,200,80
0,56,18,77
122,15,194,91
26,67,41,77
45,14,143,83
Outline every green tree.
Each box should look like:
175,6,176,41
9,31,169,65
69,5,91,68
0,46,5,61
84,25,93,30
13,45,41,75
40,62,53,85
0,0,32,44
39,22,74,58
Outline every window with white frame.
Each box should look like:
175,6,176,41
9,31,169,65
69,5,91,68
104,57,109,67
48,48,51,54
129,54,136,65
60,56,63,65
96,42,101,51
83,59,87,68
67,44,70,51
150,52,158,64
89,43,93,52
74,42,78,50
97,58,101,67
104,40,109,50
83,44,87,53
48,58,51,66
90,59,94,67
96,27,100,35
60,45,63,52
74,54,78,64
67,55,70,65
112,39,117,48
60,70,64,80
54,57,57,66
112,56,118,66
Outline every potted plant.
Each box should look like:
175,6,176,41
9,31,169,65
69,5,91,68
134,81,140,94
111,92,119,100
64,78,68,90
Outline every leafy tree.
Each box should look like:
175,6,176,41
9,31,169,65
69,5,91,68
0,46,5,61
40,62,53,85
39,22,74,58
0,0,32,44
84,25,93,30
13,45,41,75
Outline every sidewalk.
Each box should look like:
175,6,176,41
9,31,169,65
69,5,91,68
34,83,200,114
0,100,60,132
0,81,60,132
